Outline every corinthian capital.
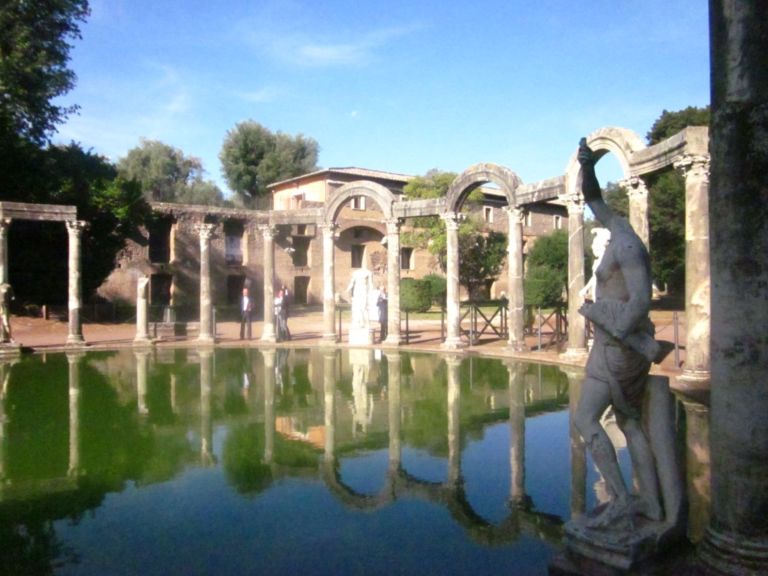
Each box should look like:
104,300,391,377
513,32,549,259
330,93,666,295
674,154,710,181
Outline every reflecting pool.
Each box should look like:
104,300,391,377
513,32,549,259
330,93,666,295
0,348,640,575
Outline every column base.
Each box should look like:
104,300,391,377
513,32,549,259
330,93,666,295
441,337,466,351
675,369,710,394
561,347,589,362
197,335,216,346
505,339,528,353
132,337,155,348
321,333,339,345
260,326,277,344
0,341,22,356
382,335,401,347
65,336,86,347
699,526,768,576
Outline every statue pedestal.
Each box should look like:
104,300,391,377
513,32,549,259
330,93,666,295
0,341,21,356
561,514,685,571
348,326,373,346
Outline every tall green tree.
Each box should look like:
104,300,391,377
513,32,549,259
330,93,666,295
219,121,319,207
402,170,505,298
117,139,225,205
524,230,568,308
0,0,89,145
646,105,709,295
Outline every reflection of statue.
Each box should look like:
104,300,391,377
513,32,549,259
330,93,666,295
347,268,373,344
0,283,14,343
569,139,680,553
348,349,373,435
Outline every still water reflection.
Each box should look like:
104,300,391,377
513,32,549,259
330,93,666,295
0,348,671,575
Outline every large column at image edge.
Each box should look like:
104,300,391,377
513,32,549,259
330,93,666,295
699,2,768,573
565,201,586,356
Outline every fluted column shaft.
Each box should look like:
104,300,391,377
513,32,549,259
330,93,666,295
442,214,464,349
196,223,216,344
321,224,337,343
385,219,401,345
507,207,526,350
66,221,87,345
261,226,277,342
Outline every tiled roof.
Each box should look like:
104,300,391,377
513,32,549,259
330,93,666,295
268,167,414,188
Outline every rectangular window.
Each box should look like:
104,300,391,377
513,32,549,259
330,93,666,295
351,196,366,210
292,237,310,267
351,244,364,268
400,247,414,270
553,215,563,230
524,212,532,227
483,206,493,223
150,273,173,306
148,218,172,264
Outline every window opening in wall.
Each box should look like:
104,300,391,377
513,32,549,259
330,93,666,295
297,224,306,235
553,215,563,230
483,206,493,223
292,236,310,267
150,273,173,306
400,247,414,270
224,221,244,265
148,217,173,264
227,275,245,306
524,212,532,227
291,194,305,210
351,196,366,210
351,244,364,269
294,276,310,305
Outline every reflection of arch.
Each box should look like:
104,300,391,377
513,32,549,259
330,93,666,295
563,126,646,198
323,181,396,225
445,163,523,212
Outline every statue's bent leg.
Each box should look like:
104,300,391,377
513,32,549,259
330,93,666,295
616,414,662,521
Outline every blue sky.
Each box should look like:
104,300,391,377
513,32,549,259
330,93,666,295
55,0,710,194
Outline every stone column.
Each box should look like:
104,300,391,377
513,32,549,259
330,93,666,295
66,220,87,346
196,223,216,345
674,155,711,388
622,176,650,250
699,3,768,573
0,219,10,285
0,363,8,482
445,354,462,486
442,214,464,350
66,352,82,476
682,399,710,544
321,224,338,343
260,225,277,343
506,207,526,350
564,200,587,357
134,275,151,345
384,218,401,346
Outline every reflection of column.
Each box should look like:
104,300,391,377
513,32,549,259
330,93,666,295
67,352,83,476
135,349,149,415
562,367,586,517
386,352,402,474
507,207,526,350
262,350,276,464
199,349,214,466
134,275,151,345
321,224,337,343
260,226,277,343
442,214,464,349
0,218,10,285
674,155,711,387
565,201,586,356
0,362,11,481
385,219,401,346
170,373,178,413
682,399,710,543
322,349,337,464
700,7,768,573
622,176,650,250
507,361,527,507
66,220,87,345
445,355,462,486
196,223,216,344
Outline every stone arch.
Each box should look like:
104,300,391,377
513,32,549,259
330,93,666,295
445,163,522,213
563,126,646,198
323,180,396,225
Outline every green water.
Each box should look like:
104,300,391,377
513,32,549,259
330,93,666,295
0,348,609,575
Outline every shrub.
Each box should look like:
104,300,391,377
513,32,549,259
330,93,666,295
400,278,432,312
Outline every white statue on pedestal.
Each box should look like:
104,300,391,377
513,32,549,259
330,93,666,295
347,267,373,345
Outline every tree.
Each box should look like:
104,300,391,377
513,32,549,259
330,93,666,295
458,229,507,299
219,121,319,207
0,0,89,145
524,230,568,308
117,139,225,205
645,106,709,295
10,143,150,305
